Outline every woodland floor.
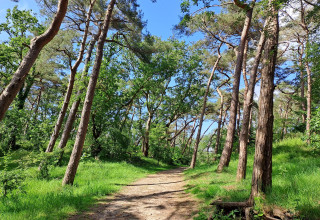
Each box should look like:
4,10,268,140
68,167,199,220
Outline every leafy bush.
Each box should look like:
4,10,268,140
26,151,61,180
0,169,25,197
172,147,192,165
0,151,25,197
97,128,131,160
309,107,320,148
0,108,24,155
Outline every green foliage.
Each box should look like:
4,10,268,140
0,169,25,198
309,107,320,148
172,147,192,165
36,151,61,180
253,196,265,218
97,128,131,160
0,150,25,198
0,108,25,154
309,42,320,104
0,6,43,80
149,123,172,164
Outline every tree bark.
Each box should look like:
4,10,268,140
305,61,312,144
45,0,96,153
249,2,279,203
236,101,241,140
182,120,197,155
190,47,221,169
213,77,230,161
62,0,116,186
236,24,266,181
0,0,68,121
143,111,153,157
217,5,254,172
213,94,223,157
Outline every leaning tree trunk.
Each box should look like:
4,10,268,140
217,4,254,172
213,77,230,161
213,95,223,157
62,0,116,186
46,0,96,153
57,29,100,153
0,0,68,121
249,2,279,203
190,47,221,169
236,24,266,181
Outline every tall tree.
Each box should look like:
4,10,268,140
213,75,231,160
236,20,266,181
217,0,255,172
249,0,279,202
190,44,222,168
62,0,116,186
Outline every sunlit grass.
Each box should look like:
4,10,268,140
0,152,173,220
185,137,320,219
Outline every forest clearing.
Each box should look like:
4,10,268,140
1,0,320,219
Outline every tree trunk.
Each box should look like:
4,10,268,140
143,111,153,157
190,48,221,169
182,120,197,155
217,6,254,172
305,61,312,144
34,81,44,119
213,86,225,160
62,0,116,186
236,24,266,181
0,0,68,121
249,3,279,203
236,101,241,140
46,0,96,153
91,113,102,157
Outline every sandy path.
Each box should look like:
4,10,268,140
69,167,199,220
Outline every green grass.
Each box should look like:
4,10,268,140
0,151,173,220
184,138,320,219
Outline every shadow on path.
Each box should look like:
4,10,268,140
69,167,199,220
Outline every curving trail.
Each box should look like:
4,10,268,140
69,167,199,220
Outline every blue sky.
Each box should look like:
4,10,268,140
0,0,202,42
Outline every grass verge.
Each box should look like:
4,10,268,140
184,138,320,219
0,152,173,220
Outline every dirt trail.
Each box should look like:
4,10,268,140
69,167,199,220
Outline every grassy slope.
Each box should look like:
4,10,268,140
184,138,320,219
0,154,173,220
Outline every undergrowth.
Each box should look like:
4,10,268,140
185,137,320,220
